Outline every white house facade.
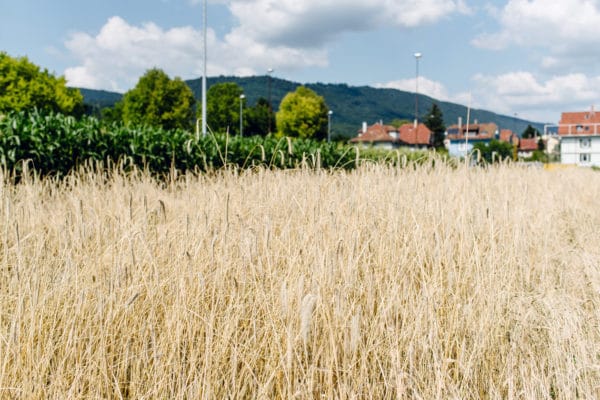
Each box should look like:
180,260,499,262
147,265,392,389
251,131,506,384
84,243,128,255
560,136,600,166
558,109,600,166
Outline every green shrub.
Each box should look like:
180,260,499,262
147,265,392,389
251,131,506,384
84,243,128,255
0,110,439,177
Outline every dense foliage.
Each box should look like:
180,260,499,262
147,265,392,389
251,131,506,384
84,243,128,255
120,69,195,131
244,97,275,136
0,110,431,177
202,82,245,135
276,86,329,139
472,139,515,163
183,76,546,139
521,124,541,139
424,103,446,148
0,52,83,116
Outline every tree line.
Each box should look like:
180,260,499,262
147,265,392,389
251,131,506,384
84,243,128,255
1,52,334,140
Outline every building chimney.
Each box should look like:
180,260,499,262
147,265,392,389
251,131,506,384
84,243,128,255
362,122,367,134
458,117,462,132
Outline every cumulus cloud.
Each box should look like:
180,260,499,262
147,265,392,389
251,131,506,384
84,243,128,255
65,17,203,90
64,0,469,90
468,71,600,121
375,77,450,101
377,71,600,122
64,16,327,91
227,0,470,48
473,0,600,68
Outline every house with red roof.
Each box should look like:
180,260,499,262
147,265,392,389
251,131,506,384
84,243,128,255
500,129,519,146
349,122,398,149
350,122,431,150
446,121,499,158
558,108,600,166
397,123,431,149
517,137,540,158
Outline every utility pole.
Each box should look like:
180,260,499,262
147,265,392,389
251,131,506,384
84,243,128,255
201,0,208,138
239,94,245,136
414,52,422,147
327,110,333,142
267,68,274,134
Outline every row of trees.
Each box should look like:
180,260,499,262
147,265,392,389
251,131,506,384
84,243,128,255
0,51,446,147
0,52,331,140
102,69,333,139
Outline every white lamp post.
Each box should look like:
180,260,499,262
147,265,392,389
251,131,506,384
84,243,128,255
414,52,422,128
267,68,274,134
414,52,422,148
239,94,245,136
200,0,208,138
327,110,333,143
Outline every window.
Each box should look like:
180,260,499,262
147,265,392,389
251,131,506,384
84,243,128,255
580,138,591,148
580,153,591,163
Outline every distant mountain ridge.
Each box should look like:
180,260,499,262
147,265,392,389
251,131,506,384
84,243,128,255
78,76,546,138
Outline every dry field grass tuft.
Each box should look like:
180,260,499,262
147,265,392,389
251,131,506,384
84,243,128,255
1,163,599,398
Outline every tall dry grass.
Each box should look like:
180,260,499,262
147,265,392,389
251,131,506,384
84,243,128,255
0,163,599,399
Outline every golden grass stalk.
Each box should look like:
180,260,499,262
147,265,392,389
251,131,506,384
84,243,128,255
0,162,599,398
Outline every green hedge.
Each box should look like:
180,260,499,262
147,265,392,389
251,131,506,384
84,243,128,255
0,110,431,176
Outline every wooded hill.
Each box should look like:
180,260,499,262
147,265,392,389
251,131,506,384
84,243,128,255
80,76,546,139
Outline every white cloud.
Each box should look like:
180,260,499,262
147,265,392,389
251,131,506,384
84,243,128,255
378,71,600,122
375,77,450,101
64,1,469,90
468,71,600,121
474,0,600,68
64,16,327,91
467,0,600,121
65,17,205,91
226,0,470,48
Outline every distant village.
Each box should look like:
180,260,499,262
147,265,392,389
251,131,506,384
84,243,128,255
349,108,600,167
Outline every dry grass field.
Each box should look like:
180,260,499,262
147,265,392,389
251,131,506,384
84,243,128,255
1,162,599,399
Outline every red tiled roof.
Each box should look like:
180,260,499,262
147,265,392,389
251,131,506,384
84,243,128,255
558,111,600,136
350,122,431,146
446,123,498,141
499,129,516,143
519,138,538,151
350,123,397,143
398,123,431,145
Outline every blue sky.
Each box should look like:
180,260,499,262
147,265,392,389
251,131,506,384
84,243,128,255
2,0,600,123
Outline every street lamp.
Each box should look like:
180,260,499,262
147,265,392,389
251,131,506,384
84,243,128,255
200,0,208,139
267,68,274,134
327,110,333,143
414,52,422,128
239,94,245,136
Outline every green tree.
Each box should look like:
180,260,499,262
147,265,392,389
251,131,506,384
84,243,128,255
521,124,540,139
101,102,123,124
276,86,329,139
472,139,514,163
245,97,275,136
200,82,245,135
121,68,195,130
390,119,412,128
0,52,83,115
424,103,446,148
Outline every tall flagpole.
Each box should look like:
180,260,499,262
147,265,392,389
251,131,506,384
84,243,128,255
201,0,207,137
